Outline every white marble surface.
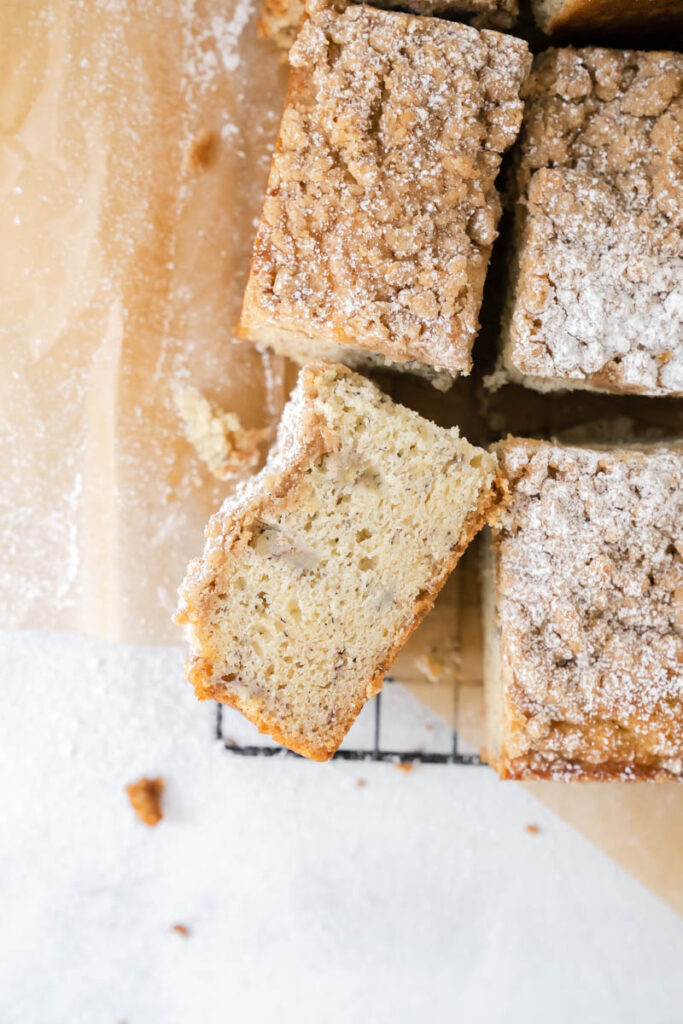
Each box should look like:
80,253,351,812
1,630,681,1024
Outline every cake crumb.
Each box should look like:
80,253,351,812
415,652,446,685
125,776,164,826
395,762,414,773
175,363,499,760
526,823,541,835
175,385,268,481
356,778,367,788
171,923,191,937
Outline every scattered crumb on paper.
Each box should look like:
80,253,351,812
125,776,164,827
175,385,269,481
171,923,191,937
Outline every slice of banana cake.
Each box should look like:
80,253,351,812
176,363,500,760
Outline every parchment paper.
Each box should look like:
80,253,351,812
0,0,289,640
1,0,681,913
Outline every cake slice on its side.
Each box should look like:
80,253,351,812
485,438,683,782
176,363,500,760
532,0,683,37
238,0,531,389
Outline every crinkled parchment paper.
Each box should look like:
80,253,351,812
1,0,681,913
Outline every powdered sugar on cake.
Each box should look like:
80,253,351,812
239,0,530,376
494,440,683,779
505,47,683,397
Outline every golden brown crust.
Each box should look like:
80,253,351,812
537,0,683,36
495,757,683,782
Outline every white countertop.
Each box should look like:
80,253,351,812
1,629,681,1024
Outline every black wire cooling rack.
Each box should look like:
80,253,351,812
216,676,483,765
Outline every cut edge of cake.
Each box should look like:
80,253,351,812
176,362,502,760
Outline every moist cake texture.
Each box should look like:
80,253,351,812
238,0,531,384
532,0,683,37
485,438,683,781
176,363,500,760
502,47,683,397
260,0,518,50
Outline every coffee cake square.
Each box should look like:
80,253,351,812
501,47,683,397
485,438,683,781
238,0,531,388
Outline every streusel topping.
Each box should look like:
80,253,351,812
241,0,530,375
495,440,683,777
507,47,683,395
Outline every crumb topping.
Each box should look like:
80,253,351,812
260,0,518,51
508,47,683,396
241,0,530,375
494,440,683,779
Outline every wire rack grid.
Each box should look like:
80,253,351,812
216,675,483,766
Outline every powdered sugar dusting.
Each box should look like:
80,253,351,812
494,439,683,780
240,0,530,376
1,0,286,641
180,0,256,87
506,47,683,397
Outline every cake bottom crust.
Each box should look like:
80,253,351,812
495,756,683,782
